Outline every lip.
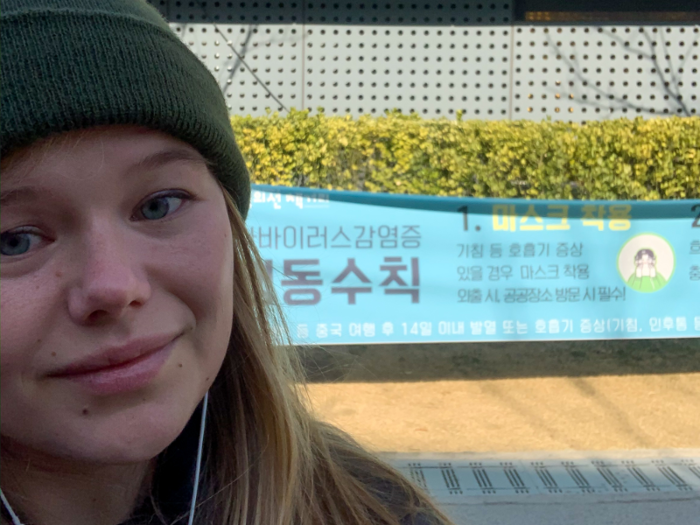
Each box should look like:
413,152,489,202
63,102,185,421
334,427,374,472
48,332,181,396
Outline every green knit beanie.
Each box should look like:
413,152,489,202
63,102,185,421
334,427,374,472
1,0,251,218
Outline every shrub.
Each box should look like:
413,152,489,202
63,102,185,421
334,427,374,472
231,110,700,200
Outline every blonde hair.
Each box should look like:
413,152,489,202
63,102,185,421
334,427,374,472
0,131,454,525
176,182,452,525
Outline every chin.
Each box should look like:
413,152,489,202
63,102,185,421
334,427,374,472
34,397,200,465
98,406,197,463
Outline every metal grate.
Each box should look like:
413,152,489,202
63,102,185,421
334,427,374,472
149,1,699,122
389,455,700,499
151,1,512,25
303,2,513,25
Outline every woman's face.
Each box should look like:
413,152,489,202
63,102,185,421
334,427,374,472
638,253,653,266
0,125,234,465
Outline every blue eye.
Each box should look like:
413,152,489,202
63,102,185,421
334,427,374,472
0,191,193,258
0,229,41,257
138,191,191,221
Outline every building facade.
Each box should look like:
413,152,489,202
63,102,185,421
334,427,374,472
148,0,699,122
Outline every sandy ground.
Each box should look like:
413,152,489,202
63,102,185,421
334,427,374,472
305,373,700,453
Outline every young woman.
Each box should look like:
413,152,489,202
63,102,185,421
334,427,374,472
0,1,454,524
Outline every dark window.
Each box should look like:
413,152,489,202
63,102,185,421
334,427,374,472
515,0,700,22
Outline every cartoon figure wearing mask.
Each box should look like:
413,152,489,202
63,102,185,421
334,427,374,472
626,248,667,292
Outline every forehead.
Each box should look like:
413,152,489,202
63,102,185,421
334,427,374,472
1,126,213,188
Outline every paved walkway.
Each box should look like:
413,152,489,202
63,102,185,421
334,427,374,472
306,373,700,452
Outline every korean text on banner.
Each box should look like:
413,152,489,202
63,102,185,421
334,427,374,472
247,185,700,345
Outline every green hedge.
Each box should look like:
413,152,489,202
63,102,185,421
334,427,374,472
230,110,700,200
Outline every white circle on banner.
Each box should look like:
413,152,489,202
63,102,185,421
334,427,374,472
617,233,675,293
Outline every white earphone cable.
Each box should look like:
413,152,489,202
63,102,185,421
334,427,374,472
187,391,209,525
0,392,210,525
0,487,24,525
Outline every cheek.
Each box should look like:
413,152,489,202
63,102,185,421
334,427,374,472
0,274,58,377
0,274,62,436
168,211,234,374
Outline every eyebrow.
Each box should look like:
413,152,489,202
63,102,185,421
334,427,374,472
0,187,47,207
0,147,213,206
132,147,214,173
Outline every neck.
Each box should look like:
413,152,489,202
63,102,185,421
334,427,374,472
1,441,153,525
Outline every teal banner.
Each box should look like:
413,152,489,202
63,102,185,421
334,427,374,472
247,185,700,345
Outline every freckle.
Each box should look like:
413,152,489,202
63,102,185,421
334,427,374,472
36,338,42,344
206,377,210,381
178,363,183,368
55,270,63,278
82,408,89,415
51,352,56,357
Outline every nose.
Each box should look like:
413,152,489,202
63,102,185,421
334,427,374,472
67,219,152,324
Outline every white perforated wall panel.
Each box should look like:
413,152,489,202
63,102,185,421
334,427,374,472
303,25,512,118
149,1,699,122
512,25,699,120
172,23,302,113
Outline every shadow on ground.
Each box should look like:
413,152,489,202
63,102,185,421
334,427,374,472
299,339,700,383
